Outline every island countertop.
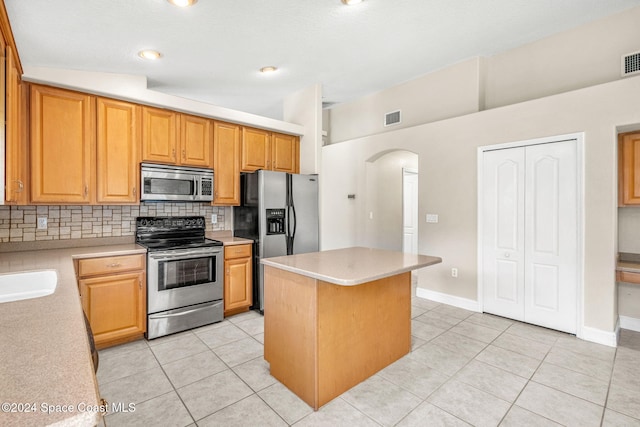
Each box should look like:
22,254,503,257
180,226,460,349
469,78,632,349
261,246,442,286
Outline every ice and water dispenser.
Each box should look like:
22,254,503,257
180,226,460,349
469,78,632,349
266,209,285,235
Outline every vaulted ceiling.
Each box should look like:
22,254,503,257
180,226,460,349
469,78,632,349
6,0,640,119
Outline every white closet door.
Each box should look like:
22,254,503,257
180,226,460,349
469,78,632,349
482,139,578,334
524,140,577,333
482,148,526,321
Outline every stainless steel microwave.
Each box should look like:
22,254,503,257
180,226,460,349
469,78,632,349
140,163,214,202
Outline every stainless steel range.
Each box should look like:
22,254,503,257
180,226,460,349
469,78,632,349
136,216,224,339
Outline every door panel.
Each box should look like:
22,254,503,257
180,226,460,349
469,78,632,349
482,148,525,321
290,174,319,255
402,171,418,254
524,140,577,333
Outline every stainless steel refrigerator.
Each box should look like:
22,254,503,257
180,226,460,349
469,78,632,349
233,170,319,312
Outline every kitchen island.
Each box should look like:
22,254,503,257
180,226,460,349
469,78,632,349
261,247,442,410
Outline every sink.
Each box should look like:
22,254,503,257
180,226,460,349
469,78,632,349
0,270,58,303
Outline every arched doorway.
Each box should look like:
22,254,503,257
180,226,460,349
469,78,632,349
364,150,418,252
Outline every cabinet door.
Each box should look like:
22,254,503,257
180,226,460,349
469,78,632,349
180,114,212,167
141,106,177,164
5,46,27,204
80,271,146,347
213,121,240,205
96,98,140,203
241,127,271,171
619,132,640,205
30,85,95,203
224,257,252,314
271,133,299,173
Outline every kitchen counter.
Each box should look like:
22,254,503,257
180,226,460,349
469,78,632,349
616,252,640,285
263,247,441,410
205,231,253,246
0,244,146,427
261,246,442,285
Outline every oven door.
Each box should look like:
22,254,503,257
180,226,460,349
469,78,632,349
147,247,223,314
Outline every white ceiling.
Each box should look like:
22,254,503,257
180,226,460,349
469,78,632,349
6,0,640,120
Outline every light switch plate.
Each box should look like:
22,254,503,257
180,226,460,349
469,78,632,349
211,214,218,224
426,214,439,223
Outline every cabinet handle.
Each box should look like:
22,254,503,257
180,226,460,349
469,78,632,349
172,148,176,159
84,185,88,197
182,149,186,160
138,278,142,290
107,262,121,268
14,180,24,192
133,187,137,197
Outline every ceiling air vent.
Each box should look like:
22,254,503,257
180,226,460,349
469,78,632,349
384,110,401,127
622,50,640,77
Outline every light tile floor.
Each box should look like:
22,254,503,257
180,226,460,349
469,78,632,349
97,299,640,427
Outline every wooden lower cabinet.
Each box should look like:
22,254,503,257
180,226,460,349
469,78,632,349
77,254,146,349
224,244,252,316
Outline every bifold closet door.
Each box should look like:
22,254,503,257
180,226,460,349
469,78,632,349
482,140,577,334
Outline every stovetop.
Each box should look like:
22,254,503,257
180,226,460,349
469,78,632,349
135,216,223,251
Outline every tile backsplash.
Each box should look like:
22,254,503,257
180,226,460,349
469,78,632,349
0,203,231,243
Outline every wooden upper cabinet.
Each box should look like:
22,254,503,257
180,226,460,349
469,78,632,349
213,121,241,205
619,131,640,206
272,133,299,173
96,98,140,204
142,108,212,167
5,46,28,204
30,85,95,204
141,106,178,164
180,114,212,167
241,127,271,171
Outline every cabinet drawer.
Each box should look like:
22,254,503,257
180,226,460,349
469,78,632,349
224,244,252,260
78,254,145,277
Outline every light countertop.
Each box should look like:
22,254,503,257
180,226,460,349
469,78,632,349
261,246,442,286
0,244,145,427
205,231,253,246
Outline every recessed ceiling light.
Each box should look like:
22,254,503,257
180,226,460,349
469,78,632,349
138,50,162,60
167,0,197,7
260,66,278,74
341,0,363,5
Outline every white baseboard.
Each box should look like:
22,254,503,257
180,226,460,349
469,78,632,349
415,288,481,312
580,325,618,348
620,315,640,332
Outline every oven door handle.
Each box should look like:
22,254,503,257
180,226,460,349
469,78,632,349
149,301,222,319
149,250,221,261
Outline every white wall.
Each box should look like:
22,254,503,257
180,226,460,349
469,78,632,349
327,6,640,145
485,6,640,109
328,58,484,144
321,75,640,338
283,84,323,174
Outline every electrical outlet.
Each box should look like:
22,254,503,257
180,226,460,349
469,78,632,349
369,212,374,220
37,217,48,230
451,268,458,278
211,214,218,224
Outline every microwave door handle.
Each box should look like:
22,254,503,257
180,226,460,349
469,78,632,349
194,177,198,196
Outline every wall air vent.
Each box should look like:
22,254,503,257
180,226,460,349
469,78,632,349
622,50,640,77
384,110,401,127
